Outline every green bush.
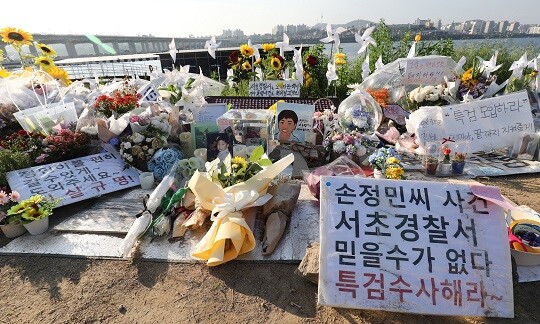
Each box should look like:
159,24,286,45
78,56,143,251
0,150,32,188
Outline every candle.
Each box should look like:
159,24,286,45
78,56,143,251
179,132,194,157
233,144,247,158
193,148,207,162
139,172,155,190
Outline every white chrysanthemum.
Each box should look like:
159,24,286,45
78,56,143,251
123,142,132,149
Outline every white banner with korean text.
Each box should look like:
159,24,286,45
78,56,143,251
6,151,140,207
248,80,301,97
318,176,513,318
409,91,534,153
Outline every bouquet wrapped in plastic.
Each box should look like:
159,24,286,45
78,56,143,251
187,148,294,266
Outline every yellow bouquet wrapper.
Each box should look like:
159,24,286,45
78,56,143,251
188,153,294,266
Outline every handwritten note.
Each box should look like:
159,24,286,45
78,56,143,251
403,56,450,85
248,81,301,97
410,91,533,152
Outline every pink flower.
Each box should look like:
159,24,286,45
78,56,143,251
344,135,355,145
9,191,20,202
313,111,322,118
130,115,141,123
0,191,8,205
332,134,343,141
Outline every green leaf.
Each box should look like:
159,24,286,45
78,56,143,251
258,158,272,166
249,146,264,162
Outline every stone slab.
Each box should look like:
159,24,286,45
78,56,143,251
0,185,321,263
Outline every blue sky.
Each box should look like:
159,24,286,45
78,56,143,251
1,0,538,37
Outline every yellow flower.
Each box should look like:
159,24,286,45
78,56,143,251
35,56,55,70
385,166,404,180
386,157,400,164
415,34,421,42
0,67,10,78
241,61,252,71
36,43,57,57
304,71,312,87
240,44,254,58
231,156,248,170
461,68,473,82
0,27,33,47
335,58,346,65
47,66,72,86
22,194,44,208
262,43,275,52
271,57,282,70
254,58,262,65
335,52,346,59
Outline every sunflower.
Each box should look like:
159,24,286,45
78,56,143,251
239,44,254,58
47,66,72,86
262,43,275,52
270,57,282,71
0,27,33,47
241,61,252,71
231,156,248,171
35,56,55,70
36,43,57,57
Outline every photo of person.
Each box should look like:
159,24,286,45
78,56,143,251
206,133,233,162
276,109,300,142
275,102,315,143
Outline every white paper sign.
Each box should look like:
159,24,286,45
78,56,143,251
411,91,534,152
6,151,140,207
403,57,450,85
319,176,513,318
248,80,301,97
194,103,228,123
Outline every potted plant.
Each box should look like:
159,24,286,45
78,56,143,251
439,146,452,174
7,194,61,235
424,156,439,176
451,152,467,175
368,147,405,179
0,189,27,238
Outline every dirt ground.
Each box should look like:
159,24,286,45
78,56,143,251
0,173,539,324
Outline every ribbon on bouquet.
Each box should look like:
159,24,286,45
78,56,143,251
188,153,294,266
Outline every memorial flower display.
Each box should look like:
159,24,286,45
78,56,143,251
368,146,405,179
119,124,168,171
323,130,372,162
93,91,140,118
6,194,61,224
456,60,495,101
187,146,294,266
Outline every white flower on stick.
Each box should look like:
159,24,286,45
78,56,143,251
355,26,376,55
205,35,221,59
320,23,347,50
509,53,535,78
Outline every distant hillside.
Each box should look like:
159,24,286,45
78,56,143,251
312,19,375,30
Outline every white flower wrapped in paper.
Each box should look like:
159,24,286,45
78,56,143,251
188,153,294,266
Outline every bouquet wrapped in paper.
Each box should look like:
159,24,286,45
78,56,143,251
187,147,294,266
